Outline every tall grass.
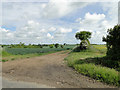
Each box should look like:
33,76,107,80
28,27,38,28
65,45,120,86
74,64,119,86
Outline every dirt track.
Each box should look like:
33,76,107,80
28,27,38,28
2,51,115,88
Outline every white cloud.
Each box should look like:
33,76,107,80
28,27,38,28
47,33,54,39
85,12,105,21
100,2,118,25
76,12,114,44
42,0,89,18
0,27,14,44
1,20,74,44
77,12,106,25
28,20,39,26
75,18,82,22
49,27,56,32
40,29,46,33
1,1,118,44
3,1,89,27
59,27,72,33
0,27,14,38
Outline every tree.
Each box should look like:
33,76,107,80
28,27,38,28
102,24,120,60
49,44,54,48
28,44,32,48
38,44,43,48
64,43,66,46
60,45,64,48
75,31,92,50
75,31,91,41
18,42,25,48
54,43,59,48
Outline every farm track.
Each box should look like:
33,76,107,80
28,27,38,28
2,51,116,88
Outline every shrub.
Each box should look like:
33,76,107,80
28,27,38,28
103,24,120,60
2,59,8,62
54,43,59,48
72,46,81,52
11,58,15,61
60,45,64,48
38,44,43,48
64,43,66,46
49,44,54,48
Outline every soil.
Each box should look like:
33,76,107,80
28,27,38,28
2,51,116,88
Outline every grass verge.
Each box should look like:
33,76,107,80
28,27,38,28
74,64,119,86
65,45,120,86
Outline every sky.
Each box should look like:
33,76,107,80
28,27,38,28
0,0,119,44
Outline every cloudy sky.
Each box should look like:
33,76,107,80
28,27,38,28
0,0,119,44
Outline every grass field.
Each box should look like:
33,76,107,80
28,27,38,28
65,45,120,86
1,50,60,62
4,45,75,55
1,45,75,62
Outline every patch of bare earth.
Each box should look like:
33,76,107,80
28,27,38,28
2,51,116,88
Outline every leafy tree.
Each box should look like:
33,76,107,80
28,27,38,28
60,45,64,48
1,45,4,48
28,44,32,48
103,24,120,60
19,42,22,46
75,31,91,41
38,44,43,48
54,43,59,48
75,31,92,50
49,44,54,48
64,43,66,46
11,44,15,48
18,42,25,48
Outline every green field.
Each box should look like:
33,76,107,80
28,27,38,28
4,45,74,55
65,45,120,86
1,45,75,62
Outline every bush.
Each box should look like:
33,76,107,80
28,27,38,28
72,45,91,52
60,45,64,48
103,24,120,60
38,44,43,48
73,57,120,71
72,46,81,52
49,44,54,48
2,59,8,62
54,43,59,48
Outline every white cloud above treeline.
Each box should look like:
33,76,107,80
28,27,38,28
1,1,118,44
76,12,114,44
1,20,73,44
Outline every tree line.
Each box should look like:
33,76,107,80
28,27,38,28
1,43,67,48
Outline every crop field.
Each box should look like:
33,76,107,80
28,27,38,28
4,45,75,55
1,45,76,62
5,48,67,55
92,45,107,53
